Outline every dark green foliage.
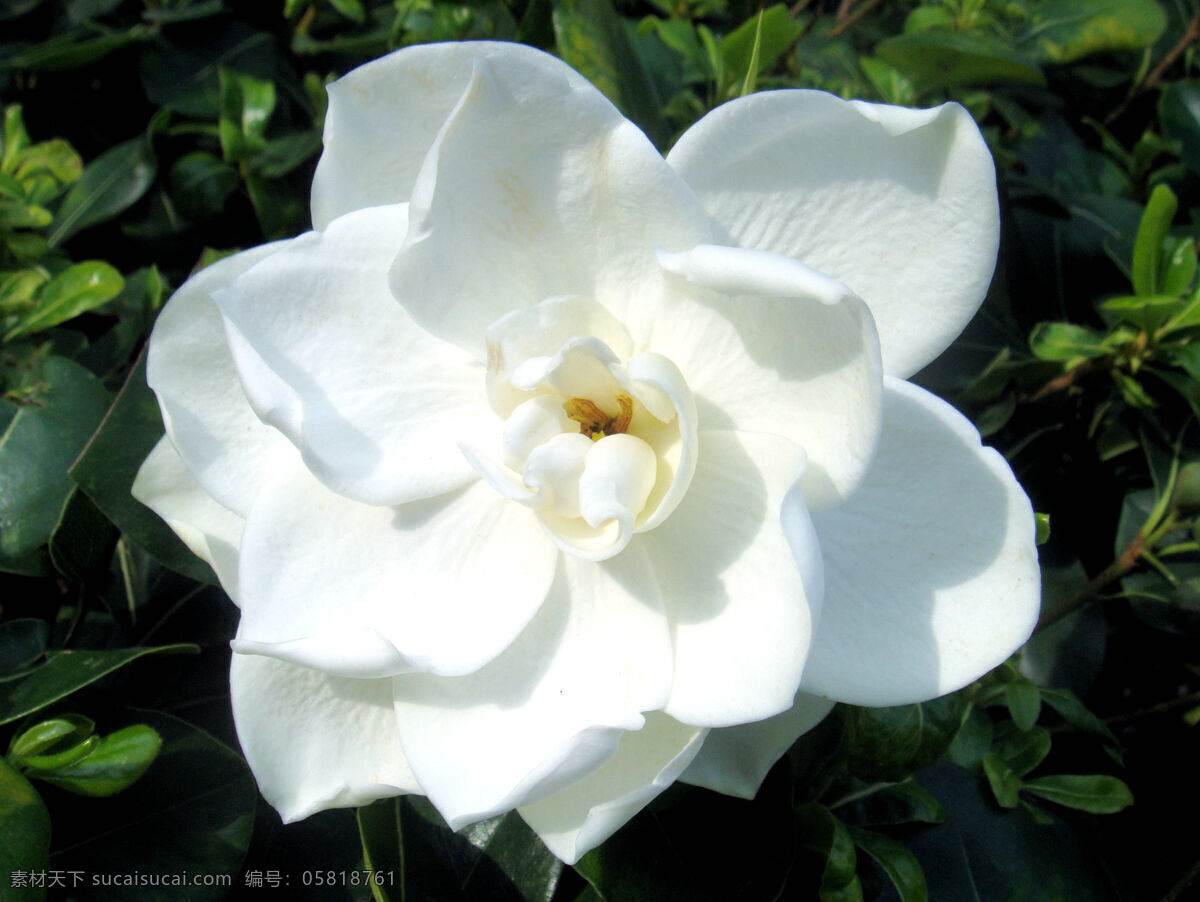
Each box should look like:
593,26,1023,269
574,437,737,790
0,0,1197,898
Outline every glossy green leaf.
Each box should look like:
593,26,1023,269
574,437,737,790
982,753,1021,808
16,734,99,773
0,757,50,902
1035,513,1051,545
8,713,94,760
1099,293,1181,332
218,67,276,163
47,711,255,900
1020,0,1166,63
996,725,1052,777
0,356,110,564
845,692,971,782
848,827,927,902
1162,237,1197,297
360,797,562,902
69,352,217,584
1028,321,1110,361
1021,774,1134,813
251,130,321,179
876,31,1045,94
1132,184,1177,296
795,803,862,902
4,260,123,339
719,5,803,97
553,0,666,148
37,724,161,796
1005,680,1042,732
0,644,197,725
49,133,156,246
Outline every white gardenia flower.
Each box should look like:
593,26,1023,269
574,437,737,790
132,41,1040,864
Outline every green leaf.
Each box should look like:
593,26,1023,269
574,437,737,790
168,151,238,220
1132,184,1177,296
0,356,110,564
795,803,862,902
1028,321,1110,361
876,31,1045,94
1021,774,1134,813
251,130,321,179
0,757,50,901
1035,513,1051,545
946,705,994,771
139,24,275,119
846,692,971,782
842,778,947,826
1041,688,1123,764
1099,293,1181,332
1005,680,1042,732
1162,236,1196,297
906,761,1119,900
4,260,123,339
69,352,217,584
0,644,197,725
48,488,117,582
982,753,1022,808
48,133,156,246
718,5,802,98
1020,0,1166,64
461,812,563,901
47,710,255,899
218,67,276,164
553,0,666,148
37,724,161,796
362,797,564,902
328,0,366,21
1161,82,1200,178
0,25,151,71
849,827,927,902
996,725,1052,777
8,713,94,760
0,618,48,672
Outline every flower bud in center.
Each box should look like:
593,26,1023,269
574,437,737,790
463,295,698,561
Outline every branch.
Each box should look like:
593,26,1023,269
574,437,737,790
1036,530,1145,632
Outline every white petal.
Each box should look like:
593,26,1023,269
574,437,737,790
620,352,697,531
388,54,712,354
391,547,671,830
801,377,1040,706
132,436,244,598
667,91,999,379
518,713,706,865
312,41,599,229
146,243,299,518
486,295,633,417
232,463,557,679
230,650,420,823
214,203,490,507
642,431,820,727
652,243,883,509
680,691,834,799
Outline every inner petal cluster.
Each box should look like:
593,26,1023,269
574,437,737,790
463,296,698,561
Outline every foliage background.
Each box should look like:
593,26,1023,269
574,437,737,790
2,0,1199,899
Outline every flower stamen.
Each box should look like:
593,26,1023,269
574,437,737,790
565,394,634,441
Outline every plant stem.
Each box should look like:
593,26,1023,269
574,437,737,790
1036,530,1146,632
